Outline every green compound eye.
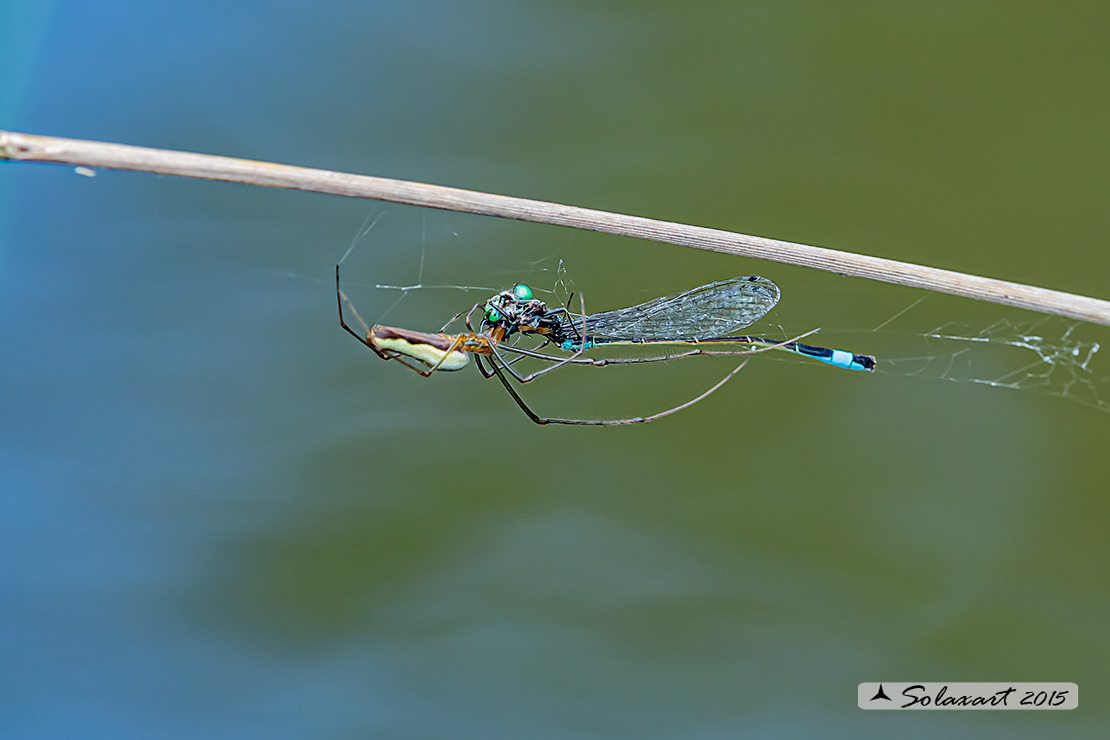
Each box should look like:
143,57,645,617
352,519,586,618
512,284,533,301
485,307,502,324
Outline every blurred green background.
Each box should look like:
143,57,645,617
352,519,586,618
3,1,1108,737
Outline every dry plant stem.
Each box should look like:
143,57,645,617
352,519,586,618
4,129,1109,327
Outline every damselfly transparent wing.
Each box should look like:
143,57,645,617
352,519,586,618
575,276,781,340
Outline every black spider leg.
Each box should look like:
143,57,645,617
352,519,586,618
483,352,751,426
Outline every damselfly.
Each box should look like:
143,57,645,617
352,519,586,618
484,276,876,372
337,267,873,425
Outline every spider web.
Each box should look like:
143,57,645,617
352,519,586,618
338,208,577,328
819,287,1110,413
